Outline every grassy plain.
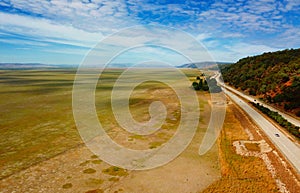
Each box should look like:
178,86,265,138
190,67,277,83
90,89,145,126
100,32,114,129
0,68,220,193
1,68,299,193
0,69,80,178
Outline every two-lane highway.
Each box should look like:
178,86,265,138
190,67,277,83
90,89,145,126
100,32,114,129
219,78,300,127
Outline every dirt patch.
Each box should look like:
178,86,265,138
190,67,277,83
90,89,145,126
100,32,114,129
244,142,260,152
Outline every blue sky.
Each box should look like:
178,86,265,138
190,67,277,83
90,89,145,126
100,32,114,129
0,0,300,65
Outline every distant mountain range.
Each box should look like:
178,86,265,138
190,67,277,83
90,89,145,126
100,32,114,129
0,63,147,69
0,63,132,69
176,61,231,68
0,63,77,69
0,62,231,69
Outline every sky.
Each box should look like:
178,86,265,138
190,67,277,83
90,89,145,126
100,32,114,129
0,0,300,65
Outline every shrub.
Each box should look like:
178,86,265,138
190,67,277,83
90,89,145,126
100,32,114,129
62,183,72,189
192,82,200,90
83,168,96,174
250,102,300,139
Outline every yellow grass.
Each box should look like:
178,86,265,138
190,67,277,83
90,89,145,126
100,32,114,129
201,104,278,193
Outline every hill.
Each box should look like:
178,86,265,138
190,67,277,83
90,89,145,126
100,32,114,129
177,61,231,68
221,48,300,116
0,62,174,69
0,63,76,69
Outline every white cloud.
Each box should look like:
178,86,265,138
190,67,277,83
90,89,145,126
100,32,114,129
225,43,278,57
275,27,300,47
198,0,289,32
0,1,10,6
42,47,89,56
282,0,300,11
206,43,278,63
7,0,135,33
0,38,49,47
79,26,215,66
221,32,245,38
196,33,211,41
0,0,299,64
0,11,103,48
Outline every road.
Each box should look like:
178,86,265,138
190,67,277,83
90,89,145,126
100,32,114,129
218,77,300,127
214,73,300,173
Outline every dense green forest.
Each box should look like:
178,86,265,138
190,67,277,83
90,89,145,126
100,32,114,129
221,48,300,116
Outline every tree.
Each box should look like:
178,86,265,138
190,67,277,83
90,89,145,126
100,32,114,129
199,78,203,89
220,48,300,113
192,82,200,90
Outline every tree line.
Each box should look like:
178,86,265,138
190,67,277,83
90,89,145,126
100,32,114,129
221,48,300,116
250,102,300,139
192,74,222,93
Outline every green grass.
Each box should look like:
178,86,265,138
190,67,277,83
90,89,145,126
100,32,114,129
129,134,145,140
108,177,119,182
0,69,81,179
62,183,73,189
83,168,97,174
90,155,98,159
149,141,164,149
85,189,104,193
79,160,90,167
102,166,128,176
85,178,104,185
